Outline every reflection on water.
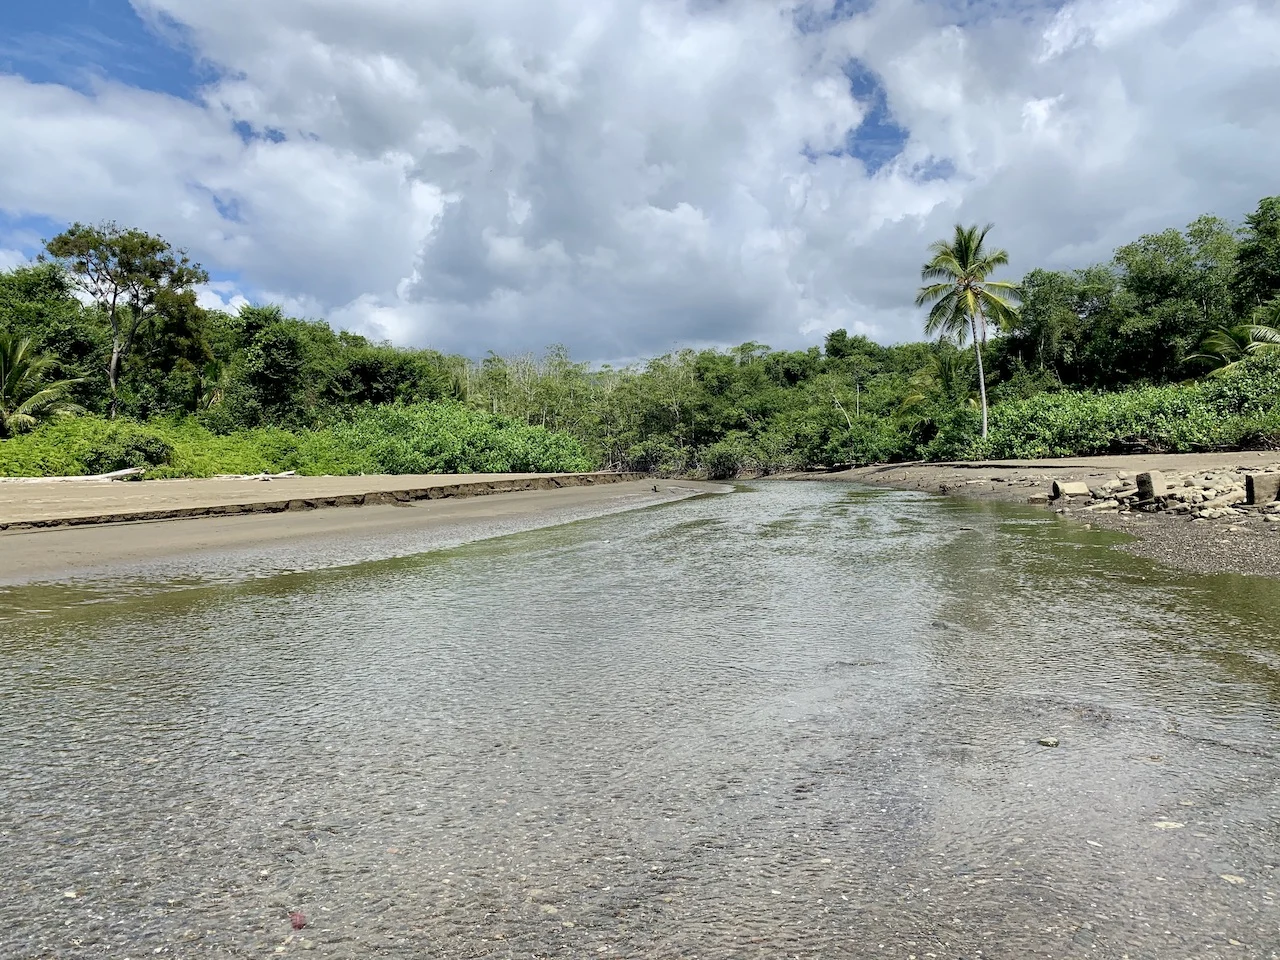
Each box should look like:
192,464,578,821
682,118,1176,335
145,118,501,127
1,483,1278,959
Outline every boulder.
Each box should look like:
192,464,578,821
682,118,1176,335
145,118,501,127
1201,490,1247,510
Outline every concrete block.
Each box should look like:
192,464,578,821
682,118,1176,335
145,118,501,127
1137,471,1168,500
1246,473,1280,505
1051,480,1092,499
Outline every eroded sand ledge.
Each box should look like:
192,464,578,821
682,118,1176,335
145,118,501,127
0,471,648,530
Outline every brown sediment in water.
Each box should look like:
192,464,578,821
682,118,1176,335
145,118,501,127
0,478,721,581
776,452,1280,579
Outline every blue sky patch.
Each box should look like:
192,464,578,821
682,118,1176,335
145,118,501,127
0,211,70,259
801,59,910,174
0,0,208,100
840,60,910,174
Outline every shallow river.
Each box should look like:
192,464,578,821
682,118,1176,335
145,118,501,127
2,482,1278,959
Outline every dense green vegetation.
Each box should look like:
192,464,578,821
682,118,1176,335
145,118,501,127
0,407,593,479
2,197,1280,479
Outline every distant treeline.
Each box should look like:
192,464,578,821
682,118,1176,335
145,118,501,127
1,195,1278,477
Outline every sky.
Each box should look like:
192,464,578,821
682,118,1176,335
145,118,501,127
0,0,1278,361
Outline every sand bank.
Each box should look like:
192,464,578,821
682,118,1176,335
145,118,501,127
0,470,647,530
0,478,723,582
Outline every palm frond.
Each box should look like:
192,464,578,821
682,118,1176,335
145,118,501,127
915,282,956,308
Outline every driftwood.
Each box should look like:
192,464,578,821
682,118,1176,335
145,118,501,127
0,467,145,484
211,471,298,481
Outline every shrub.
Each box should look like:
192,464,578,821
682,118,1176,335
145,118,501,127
624,439,690,475
700,440,746,480
0,402,596,478
922,408,983,461
84,423,173,473
0,416,172,477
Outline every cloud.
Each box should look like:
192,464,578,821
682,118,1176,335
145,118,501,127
1,0,1278,360
0,248,29,272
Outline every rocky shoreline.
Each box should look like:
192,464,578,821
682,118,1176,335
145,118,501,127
782,453,1280,580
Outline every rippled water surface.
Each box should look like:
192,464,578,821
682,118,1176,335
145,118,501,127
2,482,1279,959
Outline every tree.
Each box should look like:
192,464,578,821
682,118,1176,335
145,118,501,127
1233,196,1280,314
1106,216,1238,383
44,222,208,417
0,333,83,437
915,223,1018,437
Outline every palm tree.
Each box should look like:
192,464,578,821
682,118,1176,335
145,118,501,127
0,334,85,438
915,223,1019,437
899,346,978,413
1188,323,1280,376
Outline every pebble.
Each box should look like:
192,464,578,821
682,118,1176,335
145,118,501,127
1038,737,1060,747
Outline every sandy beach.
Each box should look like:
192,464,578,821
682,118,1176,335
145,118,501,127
783,451,1280,579
0,477,721,581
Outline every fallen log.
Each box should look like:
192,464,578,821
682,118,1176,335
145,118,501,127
0,467,145,484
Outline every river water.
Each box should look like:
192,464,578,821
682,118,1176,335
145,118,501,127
1,482,1278,959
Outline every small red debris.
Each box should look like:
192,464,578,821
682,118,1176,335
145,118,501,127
289,911,307,930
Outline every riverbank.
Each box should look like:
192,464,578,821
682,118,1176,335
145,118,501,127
782,452,1280,579
0,477,722,582
0,470,647,530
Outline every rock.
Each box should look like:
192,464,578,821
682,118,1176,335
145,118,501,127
1265,515,1280,523
1038,737,1060,747
1137,471,1168,500
1027,493,1049,505
1051,480,1091,500
1201,491,1247,510
1246,473,1280,505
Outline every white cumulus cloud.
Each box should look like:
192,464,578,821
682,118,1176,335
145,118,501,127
0,0,1277,359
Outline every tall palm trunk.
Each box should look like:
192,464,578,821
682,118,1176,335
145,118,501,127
969,315,989,438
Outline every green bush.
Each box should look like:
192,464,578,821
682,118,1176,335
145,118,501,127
0,402,597,478
700,440,746,480
921,408,982,461
84,423,173,473
0,417,173,477
624,439,690,475
970,354,1280,460
327,403,594,474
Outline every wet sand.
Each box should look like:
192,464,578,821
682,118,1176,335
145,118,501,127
0,480,721,582
781,452,1280,579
